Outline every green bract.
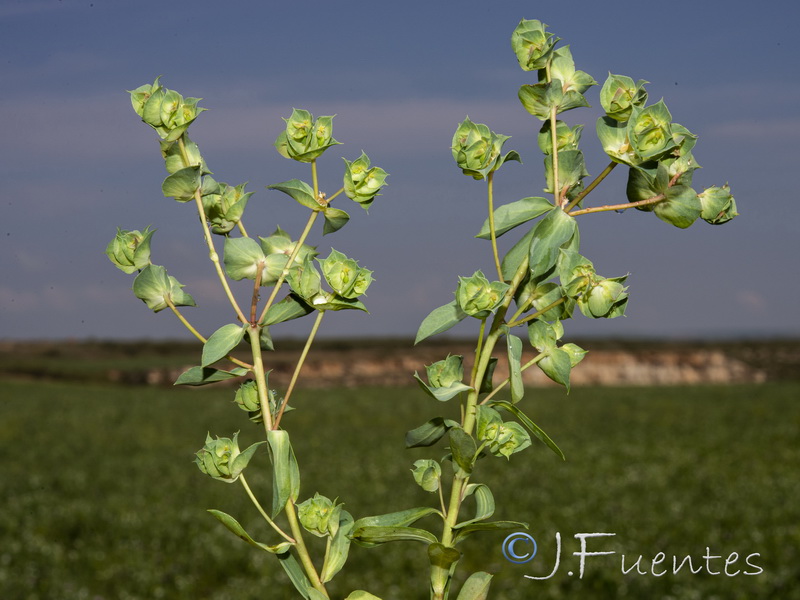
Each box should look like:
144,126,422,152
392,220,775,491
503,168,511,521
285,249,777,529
129,77,205,142
275,109,341,163
411,459,442,493
510,18,558,71
537,120,583,155
600,74,648,122
259,227,318,285
343,152,388,210
627,101,678,162
451,118,520,180
455,271,510,318
202,182,253,235
476,407,531,459
577,277,629,319
699,185,738,225
318,249,373,299
132,264,195,313
106,226,154,274
194,432,265,484
297,493,343,538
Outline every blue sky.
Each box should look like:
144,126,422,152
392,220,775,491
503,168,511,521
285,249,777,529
1,1,798,340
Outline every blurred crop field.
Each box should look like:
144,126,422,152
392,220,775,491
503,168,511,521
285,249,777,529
1,377,799,599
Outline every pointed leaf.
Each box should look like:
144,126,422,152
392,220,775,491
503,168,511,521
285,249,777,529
162,165,201,202
529,208,577,281
506,334,524,403
456,571,493,600
501,226,535,281
201,323,246,366
491,400,565,460
353,507,440,531
267,179,320,210
322,206,350,235
415,300,468,345
351,526,437,546
321,510,354,583
476,197,552,239
277,551,314,600
207,509,292,554
453,521,530,544
261,293,314,326
448,426,477,474
345,592,383,600
414,373,472,402
454,483,494,529
268,430,301,517
405,417,460,448
174,366,248,386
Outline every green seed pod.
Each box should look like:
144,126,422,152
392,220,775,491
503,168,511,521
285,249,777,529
411,459,442,493
600,74,648,122
297,493,342,537
343,152,388,210
455,271,510,318
699,184,738,225
451,118,520,180
275,109,341,163
511,19,559,72
318,249,373,299
105,226,155,274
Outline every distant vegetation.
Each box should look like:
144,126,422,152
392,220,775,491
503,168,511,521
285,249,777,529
2,378,798,598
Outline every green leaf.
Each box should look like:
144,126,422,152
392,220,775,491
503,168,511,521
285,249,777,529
453,521,530,543
267,179,320,211
345,593,383,600
353,506,440,531
322,206,350,235
161,165,201,202
454,483,494,529
132,264,196,313
428,542,462,570
321,510,354,583
491,400,565,460
479,357,498,394
405,417,460,448
448,426,477,474
415,299,469,344
414,373,472,402
261,293,314,326
456,571,493,600
277,551,314,600
174,366,248,386
351,526,437,546
518,82,563,120
201,323,245,366
267,430,301,518
501,226,535,281
476,197,552,239
207,509,291,554
529,208,577,281
655,184,701,229
223,237,267,281
507,334,524,403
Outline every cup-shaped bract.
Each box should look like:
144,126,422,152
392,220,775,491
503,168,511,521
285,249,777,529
577,277,628,319
699,184,738,225
106,226,155,274
600,74,649,122
129,78,205,141
194,432,264,484
259,228,319,285
343,152,388,210
275,109,340,163
456,271,510,318
546,46,597,95
286,254,323,302
451,118,520,180
511,19,559,71
203,182,253,235
476,406,531,459
297,493,342,538
538,120,583,155
425,355,465,389
318,249,373,299
411,459,442,493
627,101,679,162
132,264,196,313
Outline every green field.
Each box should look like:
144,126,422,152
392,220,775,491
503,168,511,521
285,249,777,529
1,379,798,599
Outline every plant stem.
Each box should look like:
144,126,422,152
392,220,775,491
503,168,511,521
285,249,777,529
486,172,503,281
469,318,487,388
177,136,248,325
326,186,345,203
568,192,666,217
507,296,567,328
239,474,295,544
480,353,545,406
285,499,329,597
545,61,561,207
248,326,274,432
273,310,326,429
250,262,264,325
564,161,617,212
237,220,249,237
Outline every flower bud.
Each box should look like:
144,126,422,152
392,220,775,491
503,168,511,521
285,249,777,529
456,271,510,318
699,184,738,225
297,493,342,538
130,79,205,141
451,118,520,180
511,19,559,71
106,226,155,274
600,74,648,122
275,109,341,163
411,459,442,493
194,432,264,484
425,355,465,389
578,277,628,319
343,152,388,209
234,380,260,412
476,406,531,459
318,249,373,299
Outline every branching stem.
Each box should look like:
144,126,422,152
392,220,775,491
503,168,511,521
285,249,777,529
564,161,617,212
486,172,503,281
239,474,295,544
569,192,666,217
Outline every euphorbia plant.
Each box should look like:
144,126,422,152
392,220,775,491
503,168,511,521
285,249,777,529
108,18,736,600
